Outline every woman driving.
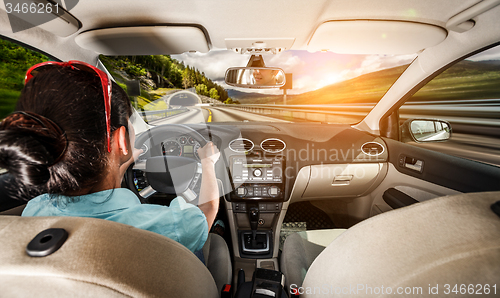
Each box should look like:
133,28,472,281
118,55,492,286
0,61,220,253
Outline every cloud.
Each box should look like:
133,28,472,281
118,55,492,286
467,45,500,61
172,50,250,81
267,52,306,74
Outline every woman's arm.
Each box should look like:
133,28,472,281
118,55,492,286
197,142,220,229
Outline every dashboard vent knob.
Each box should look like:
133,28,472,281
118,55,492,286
261,138,286,153
229,138,254,153
361,142,385,156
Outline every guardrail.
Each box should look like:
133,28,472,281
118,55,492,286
214,100,500,128
136,108,188,122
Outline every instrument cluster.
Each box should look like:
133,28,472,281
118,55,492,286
161,135,201,161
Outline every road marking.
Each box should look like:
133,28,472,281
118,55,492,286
207,108,212,122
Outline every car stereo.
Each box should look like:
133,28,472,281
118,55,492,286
229,154,285,201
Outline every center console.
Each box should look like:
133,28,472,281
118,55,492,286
230,154,285,201
228,152,286,259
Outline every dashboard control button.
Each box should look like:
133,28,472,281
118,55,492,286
268,186,279,196
237,187,247,196
253,169,262,177
259,204,267,211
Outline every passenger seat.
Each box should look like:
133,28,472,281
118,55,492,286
282,192,500,297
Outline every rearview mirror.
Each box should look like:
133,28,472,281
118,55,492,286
401,119,452,143
225,67,285,89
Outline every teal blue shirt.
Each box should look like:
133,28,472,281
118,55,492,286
21,188,208,252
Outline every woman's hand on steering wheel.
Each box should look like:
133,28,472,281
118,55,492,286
197,142,220,166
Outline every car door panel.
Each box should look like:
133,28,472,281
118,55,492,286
384,138,500,193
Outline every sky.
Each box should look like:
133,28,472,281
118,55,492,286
172,44,500,95
467,44,500,62
172,50,417,95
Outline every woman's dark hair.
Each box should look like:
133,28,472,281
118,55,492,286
0,66,132,201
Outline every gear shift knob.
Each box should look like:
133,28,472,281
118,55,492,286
249,206,259,231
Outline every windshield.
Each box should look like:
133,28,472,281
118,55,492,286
101,51,414,125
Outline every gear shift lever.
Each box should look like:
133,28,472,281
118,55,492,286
249,206,259,245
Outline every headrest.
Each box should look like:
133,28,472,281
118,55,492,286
0,216,218,297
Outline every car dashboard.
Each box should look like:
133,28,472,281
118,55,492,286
132,122,388,202
130,121,389,259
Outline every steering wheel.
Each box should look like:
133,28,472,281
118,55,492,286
126,124,208,203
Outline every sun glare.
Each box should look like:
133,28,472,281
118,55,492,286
317,73,343,89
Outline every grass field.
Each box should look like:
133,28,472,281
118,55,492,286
235,60,500,105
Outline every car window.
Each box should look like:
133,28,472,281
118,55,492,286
0,38,50,119
399,44,500,166
100,52,414,125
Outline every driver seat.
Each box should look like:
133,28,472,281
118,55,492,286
0,215,224,297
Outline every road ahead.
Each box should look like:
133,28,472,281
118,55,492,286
151,106,290,125
149,106,500,167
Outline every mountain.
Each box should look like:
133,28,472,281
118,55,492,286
225,60,500,105
227,89,282,104
288,65,409,104
227,65,410,105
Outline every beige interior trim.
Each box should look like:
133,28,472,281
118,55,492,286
289,163,388,203
446,0,500,32
273,200,289,259
308,20,447,54
75,25,210,55
0,204,25,216
369,163,460,216
0,216,219,297
0,2,81,37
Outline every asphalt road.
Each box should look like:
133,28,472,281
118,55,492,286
150,106,500,167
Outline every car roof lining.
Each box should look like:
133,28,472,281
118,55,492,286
0,0,486,61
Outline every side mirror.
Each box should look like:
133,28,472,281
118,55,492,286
225,67,285,89
400,119,452,143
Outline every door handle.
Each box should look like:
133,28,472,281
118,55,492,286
399,155,424,173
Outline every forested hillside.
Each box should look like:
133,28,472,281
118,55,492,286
0,36,231,119
0,39,48,118
100,55,229,103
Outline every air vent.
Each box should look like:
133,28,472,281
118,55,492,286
361,142,385,156
229,138,254,153
261,138,286,153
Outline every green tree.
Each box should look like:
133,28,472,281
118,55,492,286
182,67,194,89
195,84,209,96
209,88,220,100
170,64,183,87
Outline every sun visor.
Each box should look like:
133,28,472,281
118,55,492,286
75,26,210,55
308,20,447,54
